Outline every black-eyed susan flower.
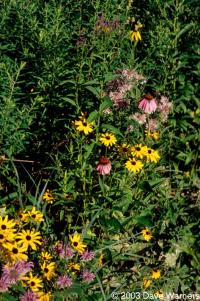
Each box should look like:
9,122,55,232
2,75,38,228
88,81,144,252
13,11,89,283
146,148,160,163
143,278,152,289
42,190,54,204
151,269,161,279
74,118,93,135
41,262,56,280
141,227,152,241
145,130,160,140
99,133,117,147
23,272,43,292
38,291,53,301
0,215,16,232
18,209,29,222
67,262,81,272
29,207,44,223
129,30,141,42
40,251,53,262
3,241,28,262
118,143,132,156
131,144,147,159
154,290,164,300
16,229,42,251
69,233,86,254
98,253,104,267
0,229,15,244
125,158,144,173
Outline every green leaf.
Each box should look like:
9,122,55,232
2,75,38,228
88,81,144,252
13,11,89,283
99,97,113,112
87,110,99,122
85,86,100,99
61,97,77,107
101,124,124,137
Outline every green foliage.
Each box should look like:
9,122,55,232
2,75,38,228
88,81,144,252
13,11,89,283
0,0,199,299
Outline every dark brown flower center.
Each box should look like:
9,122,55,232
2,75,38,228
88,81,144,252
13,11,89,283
105,136,110,140
1,225,6,230
146,231,150,235
12,248,18,254
82,122,87,126
122,147,128,152
99,157,110,165
144,94,154,100
73,242,78,247
44,268,49,273
26,235,31,241
131,161,136,165
148,150,152,154
0,234,4,239
135,147,141,151
32,214,36,218
30,281,35,286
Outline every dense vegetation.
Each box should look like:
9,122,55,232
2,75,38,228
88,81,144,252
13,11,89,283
0,0,199,300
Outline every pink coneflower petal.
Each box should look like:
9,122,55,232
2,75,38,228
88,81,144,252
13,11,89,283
96,157,112,175
138,95,158,114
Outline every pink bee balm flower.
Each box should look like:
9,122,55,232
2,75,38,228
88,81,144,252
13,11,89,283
96,157,111,175
81,270,95,283
138,94,158,114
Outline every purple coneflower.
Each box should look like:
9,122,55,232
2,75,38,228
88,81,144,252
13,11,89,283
96,157,111,175
81,270,95,283
138,94,158,114
57,274,73,288
80,250,95,261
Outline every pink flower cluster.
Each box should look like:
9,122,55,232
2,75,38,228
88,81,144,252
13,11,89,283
107,69,145,109
129,94,172,131
0,261,33,292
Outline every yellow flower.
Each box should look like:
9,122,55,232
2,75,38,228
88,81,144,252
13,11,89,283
16,229,42,251
146,148,160,163
125,158,144,173
131,144,147,159
74,118,93,135
40,251,53,262
145,130,160,140
29,207,44,223
141,227,152,242
38,292,53,301
99,133,117,147
23,272,43,292
68,262,81,272
143,278,152,289
69,233,87,254
18,209,29,222
3,241,28,262
129,30,142,42
42,190,54,204
151,269,161,279
98,254,104,267
154,290,164,300
41,262,56,280
0,215,16,232
117,143,132,156
0,229,15,244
